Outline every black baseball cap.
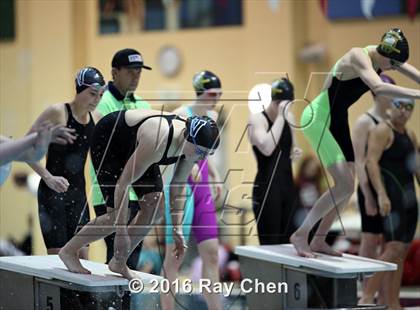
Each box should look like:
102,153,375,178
111,48,152,70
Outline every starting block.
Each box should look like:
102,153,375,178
0,255,162,310
235,244,396,310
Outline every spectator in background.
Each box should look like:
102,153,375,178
352,73,396,302
363,98,418,309
138,233,163,276
90,48,152,269
248,78,301,245
402,240,420,286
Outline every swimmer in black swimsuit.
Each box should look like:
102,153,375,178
248,78,301,245
291,28,420,258
29,67,105,258
364,98,419,310
59,109,220,280
352,73,395,302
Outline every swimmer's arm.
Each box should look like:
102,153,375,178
28,162,52,181
207,159,221,182
170,159,195,229
287,111,302,159
114,138,157,225
352,116,374,197
27,105,65,180
28,104,65,135
395,62,420,84
0,134,40,165
248,112,285,156
29,104,76,145
207,159,223,201
366,123,391,197
27,152,71,193
351,49,420,99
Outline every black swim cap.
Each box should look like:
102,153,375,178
271,78,294,101
184,116,220,150
75,67,106,94
193,70,222,96
377,28,409,63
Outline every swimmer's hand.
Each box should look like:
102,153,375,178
378,193,391,216
172,228,187,259
44,175,70,193
290,147,303,161
277,100,288,115
32,121,54,161
213,183,223,202
51,126,77,145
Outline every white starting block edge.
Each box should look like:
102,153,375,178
0,255,162,292
235,244,397,276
